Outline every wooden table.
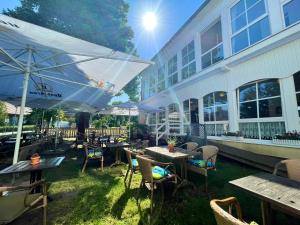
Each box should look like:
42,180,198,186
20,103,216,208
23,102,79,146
145,146,198,190
0,156,64,195
230,172,300,225
106,142,130,167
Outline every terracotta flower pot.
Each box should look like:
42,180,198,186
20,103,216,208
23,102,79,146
168,144,175,152
31,153,41,165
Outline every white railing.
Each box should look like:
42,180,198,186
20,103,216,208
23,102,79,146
155,122,168,146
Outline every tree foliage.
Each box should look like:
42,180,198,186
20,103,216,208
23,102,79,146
0,102,8,126
4,0,140,100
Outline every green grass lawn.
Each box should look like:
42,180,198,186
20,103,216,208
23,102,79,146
8,147,299,225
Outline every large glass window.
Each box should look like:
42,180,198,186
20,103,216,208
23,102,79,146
203,92,228,136
238,79,284,140
149,75,156,96
141,75,150,100
231,0,271,54
157,65,165,92
238,79,282,119
168,55,178,87
182,41,196,80
294,72,300,116
168,103,180,134
201,21,224,69
283,0,300,27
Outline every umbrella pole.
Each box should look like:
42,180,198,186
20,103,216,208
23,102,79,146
13,48,32,164
128,109,131,141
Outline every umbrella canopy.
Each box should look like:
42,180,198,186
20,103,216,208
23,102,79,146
0,14,152,111
117,101,161,113
0,14,152,164
98,107,139,116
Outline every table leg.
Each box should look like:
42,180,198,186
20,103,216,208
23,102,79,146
174,158,195,194
30,170,42,193
110,148,126,168
261,200,272,225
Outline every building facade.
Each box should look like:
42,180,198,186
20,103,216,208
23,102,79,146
140,0,300,146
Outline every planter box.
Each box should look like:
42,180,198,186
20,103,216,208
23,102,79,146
221,136,244,141
272,139,300,147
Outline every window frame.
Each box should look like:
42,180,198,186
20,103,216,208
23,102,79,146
293,72,300,116
157,65,166,92
181,40,196,80
230,0,271,54
167,55,178,87
200,20,224,69
281,0,300,28
203,92,229,136
237,79,285,139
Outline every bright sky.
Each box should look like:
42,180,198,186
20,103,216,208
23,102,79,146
0,0,205,102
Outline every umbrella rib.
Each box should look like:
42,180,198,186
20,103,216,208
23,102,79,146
0,48,25,69
0,59,23,71
31,72,104,90
0,49,27,69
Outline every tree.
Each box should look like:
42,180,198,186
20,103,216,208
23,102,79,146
0,101,8,126
3,0,139,100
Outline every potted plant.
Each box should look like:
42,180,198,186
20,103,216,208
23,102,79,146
167,137,177,152
222,131,244,141
31,153,41,165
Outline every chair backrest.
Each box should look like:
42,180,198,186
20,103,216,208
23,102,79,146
202,145,219,165
18,142,41,161
124,148,133,169
210,198,248,225
136,155,153,183
141,140,149,148
274,159,300,182
186,142,198,151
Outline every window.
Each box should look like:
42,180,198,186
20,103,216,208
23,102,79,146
141,76,150,100
294,72,300,116
231,0,271,53
168,55,178,86
148,113,156,133
283,0,300,27
238,79,282,119
203,92,228,136
201,21,224,69
168,103,180,134
238,79,285,140
183,99,199,135
182,41,196,80
149,75,156,96
157,107,166,132
157,65,165,92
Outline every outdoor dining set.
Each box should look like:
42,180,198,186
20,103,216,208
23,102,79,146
0,132,299,225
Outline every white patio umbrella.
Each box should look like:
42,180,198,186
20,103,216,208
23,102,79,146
0,14,152,164
117,101,161,139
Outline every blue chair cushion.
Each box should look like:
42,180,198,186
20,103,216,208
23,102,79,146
131,159,139,168
188,159,214,168
152,166,170,180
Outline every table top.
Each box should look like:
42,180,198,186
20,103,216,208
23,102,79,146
106,142,130,148
230,172,300,216
145,146,191,159
0,156,65,175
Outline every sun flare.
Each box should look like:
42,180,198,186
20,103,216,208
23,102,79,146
142,12,157,31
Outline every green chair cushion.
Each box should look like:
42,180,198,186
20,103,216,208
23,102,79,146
0,191,42,224
152,166,170,180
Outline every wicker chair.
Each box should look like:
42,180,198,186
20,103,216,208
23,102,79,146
124,148,141,188
178,142,199,151
136,155,178,213
187,145,219,192
210,197,255,225
273,159,300,182
0,180,47,225
82,143,104,172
